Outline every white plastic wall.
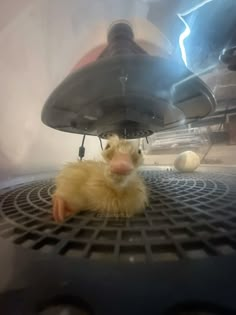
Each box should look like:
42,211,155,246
0,0,151,183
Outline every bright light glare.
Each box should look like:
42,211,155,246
178,0,213,67
178,15,190,66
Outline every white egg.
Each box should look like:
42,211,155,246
174,151,200,172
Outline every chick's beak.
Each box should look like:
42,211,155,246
109,152,134,175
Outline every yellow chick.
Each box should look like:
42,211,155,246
52,135,148,222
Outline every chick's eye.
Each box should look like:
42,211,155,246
138,149,141,154
105,144,110,150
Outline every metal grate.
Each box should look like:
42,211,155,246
0,171,236,262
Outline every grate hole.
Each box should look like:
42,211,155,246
213,222,234,232
106,219,127,228
15,217,30,224
74,210,91,217
212,210,230,217
3,209,16,215
171,228,193,240
87,220,103,227
147,212,165,218
28,209,39,215
97,230,117,241
33,201,45,207
146,230,167,240
36,224,56,233
170,202,183,208
8,213,21,220
122,230,142,242
36,213,51,219
88,245,115,260
193,214,212,221
173,216,194,224
182,242,214,259
15,232,41,248
225,206,236,212
152,218,172,227
129,220,149,227
182,208,197,215
133,213,146,218
164,210,181,216
76,229,94,239
60,241,85,257
18,205,32,211
192,225,216,236
66,217,82,225
197,197,210,202
211,237,236,255
24,220,41,228
120,246,146,262
54,226,73,237
33,237,59,253
151,244,180,261
199,205,212,210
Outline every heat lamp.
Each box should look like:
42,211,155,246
42,21,216,139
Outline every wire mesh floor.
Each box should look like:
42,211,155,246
0,170,236,262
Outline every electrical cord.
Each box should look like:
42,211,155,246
78,135,86,161
79,136,104,161
99,137,103,150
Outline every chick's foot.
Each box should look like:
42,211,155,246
52,195,73,223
